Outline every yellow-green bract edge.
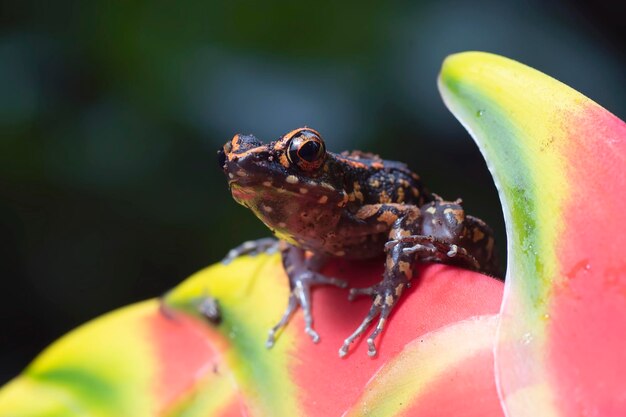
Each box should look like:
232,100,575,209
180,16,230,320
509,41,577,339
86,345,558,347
439,51,599,416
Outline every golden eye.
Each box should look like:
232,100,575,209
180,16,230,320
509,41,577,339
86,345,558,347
286,129,326,171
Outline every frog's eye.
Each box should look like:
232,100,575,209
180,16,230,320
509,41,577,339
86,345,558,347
287,130,326,171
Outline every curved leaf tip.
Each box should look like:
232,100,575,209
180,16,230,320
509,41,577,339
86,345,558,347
439,51,626,417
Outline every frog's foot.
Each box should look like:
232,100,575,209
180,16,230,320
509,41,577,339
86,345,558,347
340,280,404,358
222,237,279,264
386,236,480,270
431,193,463,205
266,269,347,349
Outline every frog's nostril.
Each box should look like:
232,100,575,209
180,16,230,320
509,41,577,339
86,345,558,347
217,148,227,169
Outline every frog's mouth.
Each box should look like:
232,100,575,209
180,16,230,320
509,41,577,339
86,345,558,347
229,184,256,203
229,181,326,209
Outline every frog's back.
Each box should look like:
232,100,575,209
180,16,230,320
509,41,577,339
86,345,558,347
333,150,431,208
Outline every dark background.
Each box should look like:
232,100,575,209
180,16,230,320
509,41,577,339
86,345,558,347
1,0,624,382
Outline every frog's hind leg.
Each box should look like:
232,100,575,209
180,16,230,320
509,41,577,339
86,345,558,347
341,205,422,357
221,237,279,264
266,244,347,348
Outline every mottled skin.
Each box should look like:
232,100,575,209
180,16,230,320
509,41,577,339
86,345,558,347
218,127,499,357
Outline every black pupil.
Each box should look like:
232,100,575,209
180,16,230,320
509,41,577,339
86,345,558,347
298,140,321,162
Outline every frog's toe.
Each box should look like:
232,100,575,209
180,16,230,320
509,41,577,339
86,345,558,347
305,327,320,343
365,303,394,357
384,239,400,251
294,280,323,344
347,285,376,301
266,295,298,349
338,302,380,358
367,339,378,357
222,237,279,264
267,269,335,348
340,283,402,357
306,272,347,289
402,242,435,255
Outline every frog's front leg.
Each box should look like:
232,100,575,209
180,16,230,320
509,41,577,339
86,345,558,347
266,242,347,348
221,237,279,264
340,241,417,357
385,236,480,270
340,205,422,358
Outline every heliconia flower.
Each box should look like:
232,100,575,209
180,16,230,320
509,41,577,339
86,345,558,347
2,51,625,417
439,51,626,416
164,258,504,417
0,299,244,417
0,257,503,416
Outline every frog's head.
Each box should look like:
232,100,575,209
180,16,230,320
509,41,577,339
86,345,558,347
218,128,347,243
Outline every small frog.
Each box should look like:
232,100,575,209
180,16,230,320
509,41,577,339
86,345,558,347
218,127,499,357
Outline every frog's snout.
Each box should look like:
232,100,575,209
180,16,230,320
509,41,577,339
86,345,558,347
219,133,268,186
219,133,264,167
217,147,227,170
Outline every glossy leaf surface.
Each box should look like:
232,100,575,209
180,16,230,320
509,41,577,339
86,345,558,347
439,51,626,417
0,300,242,417
165,256,504,416
344,315,502,417
0,255,503,416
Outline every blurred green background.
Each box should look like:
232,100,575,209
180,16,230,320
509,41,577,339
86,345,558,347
1,0,624,382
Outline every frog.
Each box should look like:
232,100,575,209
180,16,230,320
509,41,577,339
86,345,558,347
217,127,499,357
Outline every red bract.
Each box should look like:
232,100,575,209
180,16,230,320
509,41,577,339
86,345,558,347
0,257,503,416
440,52,626,416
